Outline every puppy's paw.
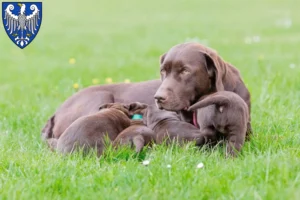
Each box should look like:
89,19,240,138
46,138,58,151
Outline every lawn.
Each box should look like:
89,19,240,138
1,0,300,199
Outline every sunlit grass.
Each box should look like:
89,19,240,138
0,0,300,199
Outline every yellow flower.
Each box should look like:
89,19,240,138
69,58,76,64
92,78,99,84
124,79,131,83
73,83,79,89
105,77,113,83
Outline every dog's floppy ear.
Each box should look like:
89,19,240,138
126,102,148,117
159,53,167,80
160,53,167,65
99,103,114,110
128,102,148,113
203,53,225,91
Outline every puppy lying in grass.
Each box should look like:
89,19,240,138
113,104,205,151
143,105,205,145
113,120,155,153
47,102,147,156
188,91,249,157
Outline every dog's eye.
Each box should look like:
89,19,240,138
160,69,166,76
181,68,190,75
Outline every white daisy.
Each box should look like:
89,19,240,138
196,162,204,169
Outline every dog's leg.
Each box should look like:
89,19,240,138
46,138,58,151
96,146,105,157
226,129,245,157
113,137,132,149
41,115,55,141
132,135,146,153
114,135,146,153
245,121,252,141
195,128,216,146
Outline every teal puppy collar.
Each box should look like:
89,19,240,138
131,114,143,120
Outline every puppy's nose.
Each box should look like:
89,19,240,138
154,94,167,102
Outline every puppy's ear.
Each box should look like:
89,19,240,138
126,102,148,118
204,53,224,91
99,103,114,110
160,53,167,65
123,104,130,110
128,102,148,114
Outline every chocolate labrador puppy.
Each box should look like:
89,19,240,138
46,102,147,156
113,104,205,150
113,120,156,153
154,42,252,138
42,80,161,140
141,105,205,145
188,91,249,157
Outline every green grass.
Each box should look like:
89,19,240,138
1,0,300,199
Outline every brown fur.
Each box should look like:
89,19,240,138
42,80,161,140
46,103,146,156
154,42,252,138
142,105,205,145
42,42,252,144
113,123,155,153
188,91,249,157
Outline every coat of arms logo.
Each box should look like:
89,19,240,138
2,2,42,49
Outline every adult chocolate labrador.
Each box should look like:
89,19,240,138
154,42,251,137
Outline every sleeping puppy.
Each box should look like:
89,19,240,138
188,91,249,157
47,102,147,156
113,104,206,151
113,120,156,153
141,105,205,145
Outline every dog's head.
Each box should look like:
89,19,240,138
154,42,226,111
99,102,148,118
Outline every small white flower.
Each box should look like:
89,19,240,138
276,18,292,29
253,36,261,43
142,160,150,166
245,36,261,44
284,19,292,28
166,164,171,168
289,63,296,69
196,162,204,169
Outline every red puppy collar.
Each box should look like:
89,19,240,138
193,110,199,128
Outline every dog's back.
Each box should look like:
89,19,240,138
50,105,131,156
189,91,248,127
188,91,249,156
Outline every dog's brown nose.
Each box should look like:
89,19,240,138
154,94,167,103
